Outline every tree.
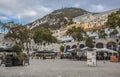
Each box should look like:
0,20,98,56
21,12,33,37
32,27,43,45
66,26,85,42
109,29,118,37
85,36,95,48
33,27,57,45
12,44,22,53
50,36,57,43
107,9,120,28
0,21,17,34
68,19,74,25
0,21,4,33
5,25,31,50
97,29,107,39
60,45,64,52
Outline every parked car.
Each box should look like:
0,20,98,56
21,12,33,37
32,50,57,59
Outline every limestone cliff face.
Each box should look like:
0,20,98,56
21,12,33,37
27,7,119,30
27,8,89,30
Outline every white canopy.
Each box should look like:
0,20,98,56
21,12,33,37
67,48,75,52
80,47,118,53
0,46,7,49
80,47,88,51
96,48,118,53
80,47,96,51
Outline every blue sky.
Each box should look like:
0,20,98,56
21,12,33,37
0,0,120,24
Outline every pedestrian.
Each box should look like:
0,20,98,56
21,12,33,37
71,48,76,59
103,52,107,63
79,52,82,60
23,53,30,65
0,52,6,66
104,52,107,60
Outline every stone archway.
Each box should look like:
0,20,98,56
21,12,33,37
66,45,71,49
72,45,77,49
106,41,117,51
96,42,104,48
79,44,85,49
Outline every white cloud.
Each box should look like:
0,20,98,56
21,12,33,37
0,0,120,24
27,11,37,16
74,3,81,8
0,16,8,20
0,0,53,23
90,4,106,12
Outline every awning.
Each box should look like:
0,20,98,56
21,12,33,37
80,47,96,51
96,48,118,53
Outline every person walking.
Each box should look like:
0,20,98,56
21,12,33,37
104,52,107,60
23,53,30,65
0,52,6,66
103,52,107,63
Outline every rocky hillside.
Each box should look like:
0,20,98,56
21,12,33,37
27,8,89,30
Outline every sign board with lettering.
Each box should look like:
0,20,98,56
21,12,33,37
87,50,97,66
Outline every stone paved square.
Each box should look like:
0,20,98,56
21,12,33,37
0,59,120,77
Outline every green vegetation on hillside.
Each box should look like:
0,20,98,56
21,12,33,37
107,9,120,28
29,7,89,30
52,7,89,19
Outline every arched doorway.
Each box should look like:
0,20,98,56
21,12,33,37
106,42,117,51
96,42,104,48
72,45,77,49
79,44,85,49
66,45,71,49
119,47,120,51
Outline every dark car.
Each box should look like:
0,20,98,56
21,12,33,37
33,50,57,59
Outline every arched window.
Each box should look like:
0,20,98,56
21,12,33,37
66,45,71,49
96,43,104,48
106,42,117,51
79,44,85,49
72,45,77,49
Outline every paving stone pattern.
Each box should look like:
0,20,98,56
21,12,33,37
0,59,120,77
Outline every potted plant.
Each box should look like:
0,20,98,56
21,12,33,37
17,52,24,65
60,45,64,59
11,44,24,66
